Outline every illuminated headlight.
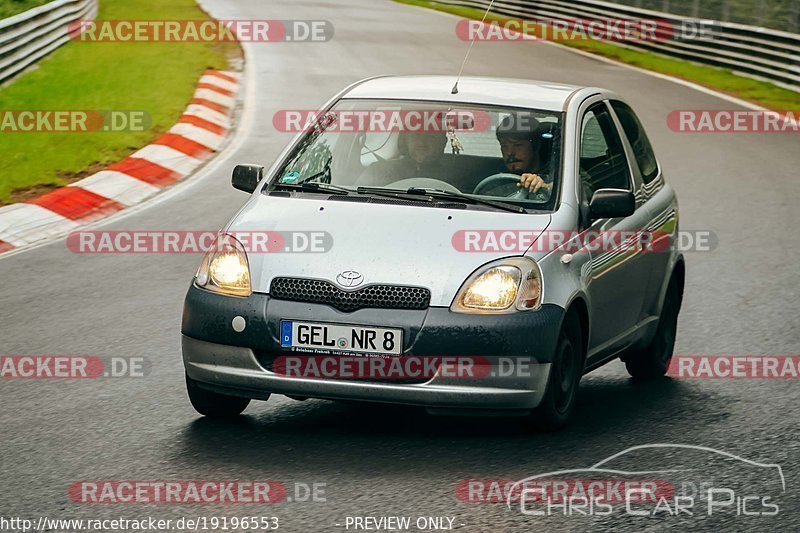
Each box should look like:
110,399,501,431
460,267,519,310
452,257,542,314
195,233,251,297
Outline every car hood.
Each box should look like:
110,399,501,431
227,195,552,307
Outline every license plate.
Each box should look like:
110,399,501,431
280,320,403,355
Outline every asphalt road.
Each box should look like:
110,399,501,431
1,0,798,531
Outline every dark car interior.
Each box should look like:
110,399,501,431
358,121,560,195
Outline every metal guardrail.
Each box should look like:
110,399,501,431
435,0,800,91
0,0,98,85
614,0,800,34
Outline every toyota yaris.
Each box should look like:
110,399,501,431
182,76,684,429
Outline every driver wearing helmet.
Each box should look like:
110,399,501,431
496,114,554,197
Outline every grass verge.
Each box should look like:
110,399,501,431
0,0,52,19
394,0,800,111
0,0,238,204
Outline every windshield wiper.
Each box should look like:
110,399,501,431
272,182,350,195
354,186,430,202
407,188,525,213
357,186,524,213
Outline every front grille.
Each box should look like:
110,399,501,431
270,277,431,312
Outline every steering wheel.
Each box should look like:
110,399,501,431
473,173,530,200
472,172,550,202
383,178,461,194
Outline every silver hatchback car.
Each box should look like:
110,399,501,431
182,76,684,429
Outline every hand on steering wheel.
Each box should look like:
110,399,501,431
473,173,550,200
518,173,552,196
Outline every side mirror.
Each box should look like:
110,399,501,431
232,164,264,193
589,189,635,219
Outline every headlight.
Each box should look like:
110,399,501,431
451,257,542,314
460,267,520,310
195,233,251,297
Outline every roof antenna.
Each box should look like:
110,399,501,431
451,0,497,95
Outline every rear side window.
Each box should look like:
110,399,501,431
611,101,659,183
579,104,631,197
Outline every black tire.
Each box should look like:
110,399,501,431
625,276,681,380
186,374,252,417
532,311,583,431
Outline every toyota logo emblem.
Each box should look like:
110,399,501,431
336,270,364,288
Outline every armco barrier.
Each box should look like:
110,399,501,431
436,0,800,90
0,0,98,84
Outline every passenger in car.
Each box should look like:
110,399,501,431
355,130,452,187
496,115,554,197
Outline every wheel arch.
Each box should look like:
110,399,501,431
657,254,685,315
672,256,686,308
564,295,590,365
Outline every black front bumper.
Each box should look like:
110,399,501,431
181,284,564,410
182,284,564,361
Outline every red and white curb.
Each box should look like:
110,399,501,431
0,69,241,255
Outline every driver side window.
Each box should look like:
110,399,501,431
579,103,631,200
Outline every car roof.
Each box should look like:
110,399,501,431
341,75,585,112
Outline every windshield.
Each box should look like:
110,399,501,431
269,99,564,211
